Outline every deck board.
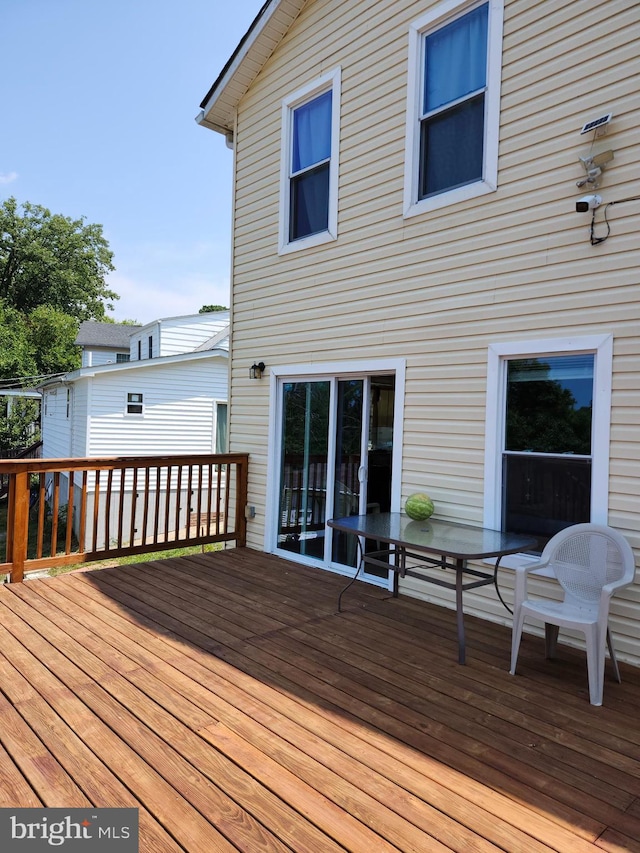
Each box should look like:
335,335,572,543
1,549,640,850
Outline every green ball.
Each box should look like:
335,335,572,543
405,493,435,521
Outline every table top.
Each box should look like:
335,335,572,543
327,512,537,560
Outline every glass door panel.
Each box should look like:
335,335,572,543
277,381,330,559
276,373,395,581
330,376,395,576
331,380,364,567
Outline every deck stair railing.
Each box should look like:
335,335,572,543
0,453,248,583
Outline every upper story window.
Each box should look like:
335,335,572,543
137,340,142,361
279,68,341,254
148,336,153,359
116,353,130,363
404,0,504,217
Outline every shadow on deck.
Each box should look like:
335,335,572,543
1,548,639,852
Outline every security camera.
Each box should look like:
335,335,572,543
576,194,602,212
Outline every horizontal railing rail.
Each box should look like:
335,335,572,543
0,453,248,583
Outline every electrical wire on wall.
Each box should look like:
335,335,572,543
591,195,640,245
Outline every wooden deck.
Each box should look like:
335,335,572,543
1,550,640,852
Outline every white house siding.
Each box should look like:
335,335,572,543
85,358,227,457
129,323,160,361
224,1,640,660
70,381,89,458
81,349,126,368
129,314,230,360
155,314,230,357
42,386,72,459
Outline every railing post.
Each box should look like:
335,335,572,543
235,456,248,547
10,471,30,583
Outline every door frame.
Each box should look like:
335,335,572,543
265,358,406,579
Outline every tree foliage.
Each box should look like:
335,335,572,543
199,304,228,313
0,197,117,319
0,198,120,387
0,397,41,456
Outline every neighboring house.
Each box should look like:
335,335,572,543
197,1,640,663
75,321,142,367
40,311,230,546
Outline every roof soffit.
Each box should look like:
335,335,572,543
198,0,306,135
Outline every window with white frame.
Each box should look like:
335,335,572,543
279,68,341,253
484,335,613,552
126,392,144,415
404,0,504,216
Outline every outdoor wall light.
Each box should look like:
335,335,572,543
250,361,266,379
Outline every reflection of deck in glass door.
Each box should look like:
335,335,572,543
276,375,394,578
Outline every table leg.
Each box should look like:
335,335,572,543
337,534,364,612
456,558,466,664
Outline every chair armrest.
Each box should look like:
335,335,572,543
511,558,549,605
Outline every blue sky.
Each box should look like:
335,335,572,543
1,0,261,324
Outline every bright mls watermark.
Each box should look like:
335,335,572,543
0,809,138,851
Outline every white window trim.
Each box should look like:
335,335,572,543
403,0,504,218
278,67,341,255
213,399,228,454
125,392,144,417
483,334,613,566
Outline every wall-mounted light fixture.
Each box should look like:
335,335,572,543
249,361,266,380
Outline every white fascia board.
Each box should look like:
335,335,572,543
199,1,283,120
58,350,228,382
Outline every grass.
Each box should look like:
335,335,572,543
1,499,223,578
46,543,224,577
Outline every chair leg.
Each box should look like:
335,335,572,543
585,627,604,706
544,623,559,659
510,606,525,675
606,627,622,684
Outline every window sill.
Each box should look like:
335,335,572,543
484,552,554,576
278,229,336,256
404,178,496,219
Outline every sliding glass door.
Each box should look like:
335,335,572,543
275,374,395,579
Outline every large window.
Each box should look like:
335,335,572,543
280,69,341,253
503,355,594,541
484,336,613,553
404,0,503,216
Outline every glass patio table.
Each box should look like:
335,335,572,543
327,512,537,664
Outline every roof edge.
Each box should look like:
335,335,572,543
198,0,305,135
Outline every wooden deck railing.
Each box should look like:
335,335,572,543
0,453,248,583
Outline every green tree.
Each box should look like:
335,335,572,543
28,305,81,376
199,304,228,313
0,397,41,456
0,197,117,319
0,301,36,382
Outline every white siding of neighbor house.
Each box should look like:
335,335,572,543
129,314,230,360
156,314,230,357
71,381,89,457
224,1,640,660
81,349,129,368
42,386,73,459
84,357,228,457
129,323,160,361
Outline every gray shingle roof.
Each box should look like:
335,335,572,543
75,321,141,349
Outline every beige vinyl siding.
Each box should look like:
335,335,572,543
225,0,640,660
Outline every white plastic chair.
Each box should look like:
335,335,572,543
510,523,636,706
